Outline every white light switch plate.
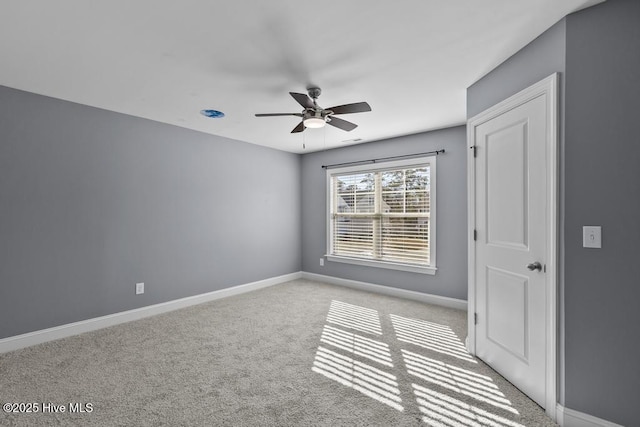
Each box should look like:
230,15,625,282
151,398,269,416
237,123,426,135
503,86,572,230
583,226,602,248
136,282,145,294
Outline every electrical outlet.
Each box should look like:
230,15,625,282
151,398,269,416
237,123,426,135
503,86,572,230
583,226,602,248
136,282,145,295
320,258,324,266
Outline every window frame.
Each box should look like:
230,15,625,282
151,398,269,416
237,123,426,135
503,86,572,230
325,156,437,275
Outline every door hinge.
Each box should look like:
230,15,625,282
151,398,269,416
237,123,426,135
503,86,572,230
474,313,478,325
473,229,477,241
471,145,477,158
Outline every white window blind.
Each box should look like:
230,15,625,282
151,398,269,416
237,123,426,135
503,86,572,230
327,157,436,273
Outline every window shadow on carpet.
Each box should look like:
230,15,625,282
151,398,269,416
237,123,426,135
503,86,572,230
312,299,526,427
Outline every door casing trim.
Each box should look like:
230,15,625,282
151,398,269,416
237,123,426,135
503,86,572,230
466,73,559,419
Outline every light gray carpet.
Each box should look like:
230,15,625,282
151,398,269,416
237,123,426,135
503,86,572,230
0,279,557,426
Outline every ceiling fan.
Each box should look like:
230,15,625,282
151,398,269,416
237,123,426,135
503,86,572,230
255,87,371,133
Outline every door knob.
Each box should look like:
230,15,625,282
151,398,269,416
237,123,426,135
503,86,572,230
527,261,542,272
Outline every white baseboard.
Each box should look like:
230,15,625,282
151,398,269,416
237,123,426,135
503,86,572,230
301,272,467,311
0,272,302,354
557,404,624,427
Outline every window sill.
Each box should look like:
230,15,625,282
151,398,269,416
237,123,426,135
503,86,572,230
326,255,437,275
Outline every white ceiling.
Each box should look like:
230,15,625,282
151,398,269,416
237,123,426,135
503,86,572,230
0,1,602,153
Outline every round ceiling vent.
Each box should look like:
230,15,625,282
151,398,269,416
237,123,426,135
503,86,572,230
200,109,225,118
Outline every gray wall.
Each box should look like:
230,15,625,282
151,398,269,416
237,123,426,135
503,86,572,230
564,1,640,425
0,86,301,339
468,1,640,424
466,19,567,119
301,126,468,300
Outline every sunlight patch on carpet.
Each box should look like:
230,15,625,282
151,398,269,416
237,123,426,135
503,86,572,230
402,349,518,415
320,324,393,367
326,300,382,335
390,314,476,363
312,346,404,412
312,299,531,423
413,383,525,427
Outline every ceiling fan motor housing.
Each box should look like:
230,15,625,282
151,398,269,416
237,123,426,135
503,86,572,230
307,86,322,100
305,110,325,120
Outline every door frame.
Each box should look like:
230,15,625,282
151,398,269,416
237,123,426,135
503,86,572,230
466,73,559,418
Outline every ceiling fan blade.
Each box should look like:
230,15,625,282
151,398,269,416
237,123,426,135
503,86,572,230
327,116,358,132
326,102,372,115
255,113,303,117
291,121,306,133
290,92,315,109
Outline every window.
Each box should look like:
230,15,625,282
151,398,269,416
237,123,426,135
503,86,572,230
326,157,436,274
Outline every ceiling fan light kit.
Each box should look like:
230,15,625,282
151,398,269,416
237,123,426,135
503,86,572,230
303,115,326,129
255,87,371,133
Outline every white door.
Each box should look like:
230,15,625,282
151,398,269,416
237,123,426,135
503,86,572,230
468,75,557,412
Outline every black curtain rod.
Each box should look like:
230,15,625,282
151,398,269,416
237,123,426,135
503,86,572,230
321,149,445,170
